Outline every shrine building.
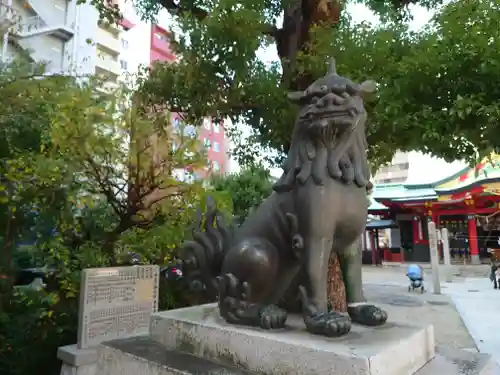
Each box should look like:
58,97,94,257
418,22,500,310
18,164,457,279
367,156,500,264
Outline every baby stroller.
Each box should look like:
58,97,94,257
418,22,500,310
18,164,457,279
406,264,425,293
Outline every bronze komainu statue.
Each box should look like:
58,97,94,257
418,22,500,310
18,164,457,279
180,60,388,337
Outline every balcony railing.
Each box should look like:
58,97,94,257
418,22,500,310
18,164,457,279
96,27,120,54
13,15,47,35
96,53,120,76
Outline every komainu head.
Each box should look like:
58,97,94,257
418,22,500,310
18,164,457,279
288,59,376,140
273,59,376,192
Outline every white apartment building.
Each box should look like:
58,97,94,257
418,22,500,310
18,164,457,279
118,3,151,78
373,152,410,184
0,0,137,81
373,151,467,185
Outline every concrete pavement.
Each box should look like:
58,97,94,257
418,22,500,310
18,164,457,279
362,266,500,365
444,278,500,364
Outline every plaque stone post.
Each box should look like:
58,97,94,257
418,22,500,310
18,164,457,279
441,228,452,283
428,221,441,294
58,265,159,375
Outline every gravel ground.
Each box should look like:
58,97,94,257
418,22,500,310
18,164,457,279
364,284,476,350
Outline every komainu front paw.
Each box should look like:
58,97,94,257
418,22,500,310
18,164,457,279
217,274,287,329
348,304,388,326
303,311,352,337
259,305,287,329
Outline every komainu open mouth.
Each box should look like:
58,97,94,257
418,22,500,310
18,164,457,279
301,110,350,123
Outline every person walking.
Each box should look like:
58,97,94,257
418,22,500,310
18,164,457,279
490,261,499,289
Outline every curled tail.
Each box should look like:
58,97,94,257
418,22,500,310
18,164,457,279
180,196,231,299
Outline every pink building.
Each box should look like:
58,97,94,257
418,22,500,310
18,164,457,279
149,25,230,177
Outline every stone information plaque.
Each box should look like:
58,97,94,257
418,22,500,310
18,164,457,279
77,265,159,349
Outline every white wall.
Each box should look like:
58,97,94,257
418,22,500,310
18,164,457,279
119,4,151,78
69,2,99,75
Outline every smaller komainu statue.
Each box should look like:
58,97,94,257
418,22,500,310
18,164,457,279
181,59,387,337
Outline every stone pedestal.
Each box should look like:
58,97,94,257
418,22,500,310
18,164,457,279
149,303,435,375
57,345,97,375
93,303,500,375
471,254,481,265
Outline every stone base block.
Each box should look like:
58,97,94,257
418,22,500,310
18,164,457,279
96,337,253,375
57,345,97,375
415,346,500,375
95,338,500,375
149,303,436,375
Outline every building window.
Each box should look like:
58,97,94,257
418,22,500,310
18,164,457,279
212,141,220,152
398,162,410,171
172,169,184,181
183,124,196,137
203,118,211,130
213,122,220,133
173,118,181,133
184,171,195,183
203,138,211,149
212,161,220,172
154,32,169,42
120,59,128,70
121,38,129,49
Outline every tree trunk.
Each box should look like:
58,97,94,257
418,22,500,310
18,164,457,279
0,214,15,313
327,253,347,312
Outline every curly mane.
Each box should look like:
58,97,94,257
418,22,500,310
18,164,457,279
273,112,370,192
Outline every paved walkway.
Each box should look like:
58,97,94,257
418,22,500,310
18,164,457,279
444,278,500,364
362,267,500,364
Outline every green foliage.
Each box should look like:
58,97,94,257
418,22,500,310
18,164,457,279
0,288,77,375
0,58,230,375
331,0,500,165
211,164,273,220
81,0,500,172
356,0,444,21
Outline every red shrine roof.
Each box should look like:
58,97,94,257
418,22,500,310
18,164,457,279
369,155,500,212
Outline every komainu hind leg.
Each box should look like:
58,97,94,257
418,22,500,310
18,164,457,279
339,242,387,326
216,236,289,329
217,273,287,329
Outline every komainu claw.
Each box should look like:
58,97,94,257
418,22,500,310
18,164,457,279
259,305,287,329
299,285,352,337
348,304,388,327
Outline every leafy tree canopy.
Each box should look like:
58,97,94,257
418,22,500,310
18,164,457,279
211,164,273,221
0,58,232,303
92,0,499,168
82,0,448,166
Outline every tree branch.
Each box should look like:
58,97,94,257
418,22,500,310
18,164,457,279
157,0,282,40
84,156,126,218
157,0,209,20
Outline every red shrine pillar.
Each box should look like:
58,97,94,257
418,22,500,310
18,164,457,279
467,214,480,265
